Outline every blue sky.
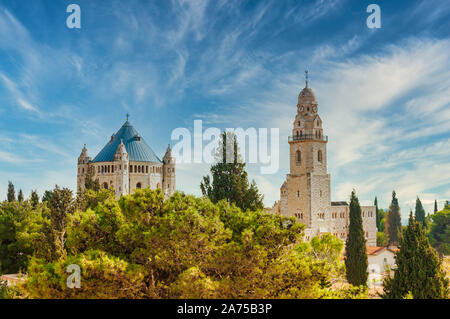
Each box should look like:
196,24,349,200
0,0,449,220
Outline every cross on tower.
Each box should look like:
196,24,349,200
305,70,309,88
126,113,130,121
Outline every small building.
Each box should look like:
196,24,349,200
0,274,26,286
367,246,398,277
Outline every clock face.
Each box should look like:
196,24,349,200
300,106,304,112
313,106,317,112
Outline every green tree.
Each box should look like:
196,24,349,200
345,190,368,287
383,213,449,299
434,200,438,214
42,190,53,203
30,190,39,209
428,205,450,255
200,131,264,212
374,196,382,230
46,186,75,260
376,231,388,246
0,200,49,273
24,250,147,299
386,191,401,245
17,189,24,203
415,197,426,228
7,181,15,202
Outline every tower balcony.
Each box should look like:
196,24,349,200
288,134,328,142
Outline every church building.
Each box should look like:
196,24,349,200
272,76,377,246
77,118,175,199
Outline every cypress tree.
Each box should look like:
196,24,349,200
374,196,381,230
345,190,368,287
415,197,426,228
200,131,264,212
18,189,24,203
434,200,438,214
383,213,449,299
7,181,15,202
386,191,401,245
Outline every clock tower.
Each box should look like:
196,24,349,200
284,72,330,230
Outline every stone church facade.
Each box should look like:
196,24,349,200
272,80,377,246
77,119,175,199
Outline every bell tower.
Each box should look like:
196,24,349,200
285,72,330,229
77,144,91,193
114,139,129,198
162,144,176,197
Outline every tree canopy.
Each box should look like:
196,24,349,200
0,187,366,299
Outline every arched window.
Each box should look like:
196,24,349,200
296,150,301,164
318,150,322,163
138,166,141,173
103,182,108,189
136,182,142,189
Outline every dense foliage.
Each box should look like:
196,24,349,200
383,213,448,299
345,191,368,287
0,186,363,299
428,203,450,255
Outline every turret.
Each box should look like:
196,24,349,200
77,144,91,193
162,144,176,196
114,139,129,198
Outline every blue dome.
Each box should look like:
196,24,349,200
92,121,162,163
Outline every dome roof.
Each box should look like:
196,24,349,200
92,121,162,163
298,86,316,104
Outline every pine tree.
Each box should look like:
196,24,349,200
414,197,426,228
386,191,401,245
345,190,368,287
30,190,40,209
200,131,264,212
434,200,438,214
383,213,449,299
17,189,24,203
7,181,15,202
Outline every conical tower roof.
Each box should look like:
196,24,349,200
92,121,162,163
